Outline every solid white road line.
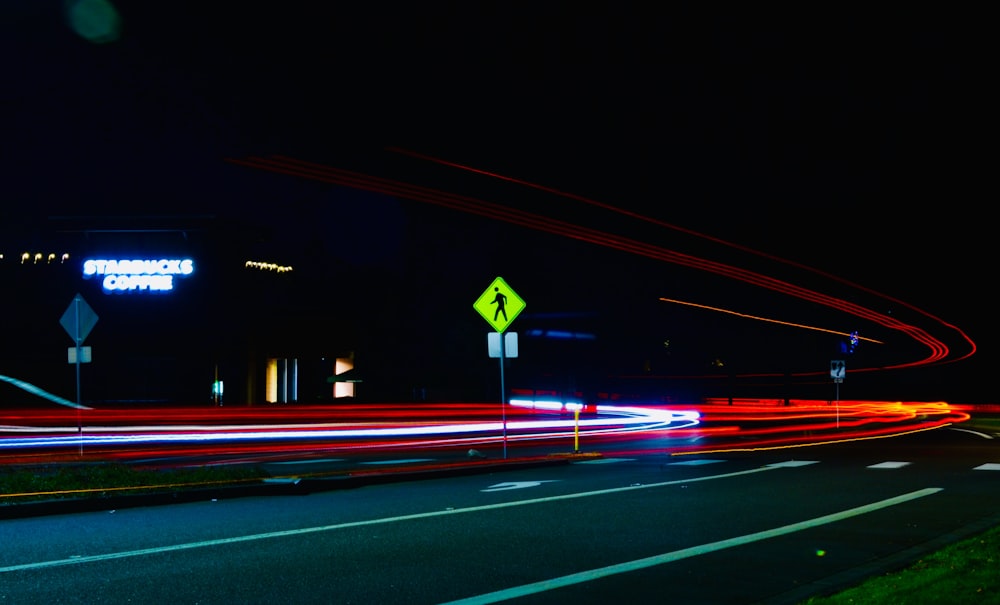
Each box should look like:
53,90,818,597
0,465,781,574
441,487,944,605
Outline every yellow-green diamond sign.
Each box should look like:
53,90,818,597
473,276,525,333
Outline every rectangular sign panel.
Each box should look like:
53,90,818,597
67,346,92,364
488,332,518,358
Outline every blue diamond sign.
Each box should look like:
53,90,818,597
60,293,99,344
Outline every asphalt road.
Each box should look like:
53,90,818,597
1,427,998,604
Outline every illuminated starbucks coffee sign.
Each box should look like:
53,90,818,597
83,258,194,292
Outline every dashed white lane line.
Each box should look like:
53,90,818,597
268,458,346,465
869,461,912,469
766,460,819,468
574,458,635,464
360,458,436,465
974,463,1000,471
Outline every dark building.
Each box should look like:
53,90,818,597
1,213,360,407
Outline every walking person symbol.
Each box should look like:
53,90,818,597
491,287,508,322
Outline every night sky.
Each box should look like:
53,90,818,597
2,3,993,404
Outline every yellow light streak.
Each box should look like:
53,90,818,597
669,422,948,456
659,297,884,344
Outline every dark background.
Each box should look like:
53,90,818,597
2,3,993,404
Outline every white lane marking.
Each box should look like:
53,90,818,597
974,463,1000,471
269,458,346,465
482,481,558,492
574,458,634,464
767,460,819,468
0,465,781,574
440,487,944,605
360,459,435,465
869,461,911,469
668,459,726,466
948,427,995,439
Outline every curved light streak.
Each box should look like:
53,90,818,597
657,297,884,344
225,154,972,378
0,403,699,455
0,153,977,465
0,400,970,466
385,147,977,366
0,374,90,409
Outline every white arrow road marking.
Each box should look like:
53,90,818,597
482,481,559,492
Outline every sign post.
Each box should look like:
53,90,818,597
473,277,526,459
60,294,98,454
830,360,845,428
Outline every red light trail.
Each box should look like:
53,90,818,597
225,152,975,379
1,151,978,471
0,400,971,469
385,147,976,367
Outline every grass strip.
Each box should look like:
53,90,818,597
0,463,269,503
801,524,1000,604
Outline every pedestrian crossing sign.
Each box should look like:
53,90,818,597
473,276,526,333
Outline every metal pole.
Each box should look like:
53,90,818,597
574,408,580,453
836,381,840,429
499,332,507,459
75,295,83,455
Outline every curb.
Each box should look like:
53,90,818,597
0,454,589,520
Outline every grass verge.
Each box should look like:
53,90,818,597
0,463,270,504
799,415,1000,603
800,523,1000,604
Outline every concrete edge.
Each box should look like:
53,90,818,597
0,454,588,520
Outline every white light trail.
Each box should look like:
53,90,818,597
0,402,701,451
